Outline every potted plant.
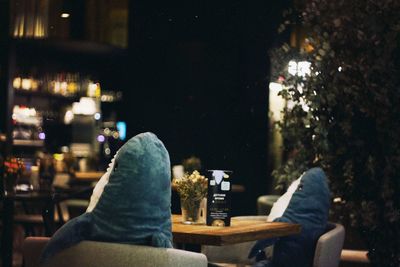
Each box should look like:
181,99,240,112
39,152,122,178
174,170,208,224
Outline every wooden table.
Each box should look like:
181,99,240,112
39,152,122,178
74,171,103,182
172,214,301,246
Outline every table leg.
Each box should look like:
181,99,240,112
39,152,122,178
175,242,201,252
42,201,55,237
1,197,14,267
175,243,218,267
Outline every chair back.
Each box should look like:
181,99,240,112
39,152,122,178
23,237,207,267
313,223,345,267
257,195,280,215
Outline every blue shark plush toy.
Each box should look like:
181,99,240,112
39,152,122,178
249,167,330,267
41,132,172,262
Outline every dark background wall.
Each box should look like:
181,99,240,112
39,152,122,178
0,0,11,159
0,0,291,214
123,0,290,214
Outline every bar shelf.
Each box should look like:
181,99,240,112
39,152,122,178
13,139,44,147
11,38,127,57
14,89,80,102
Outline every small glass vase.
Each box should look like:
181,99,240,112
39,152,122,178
181,198,206,225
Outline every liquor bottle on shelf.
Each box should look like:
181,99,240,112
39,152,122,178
66,73,79,96
13,76,40,92
12,105,45,146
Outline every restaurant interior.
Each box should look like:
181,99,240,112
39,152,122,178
1,0,399,267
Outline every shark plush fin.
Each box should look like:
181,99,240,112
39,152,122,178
248,216,289,260
40,212,92,263
248,237,279,260
250,168,330,267
151,232,173,248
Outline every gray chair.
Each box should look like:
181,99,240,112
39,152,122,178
203,217,345,267
313,223,345,267
23,237,208,267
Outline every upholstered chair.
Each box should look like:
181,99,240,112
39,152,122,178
23,237,208,267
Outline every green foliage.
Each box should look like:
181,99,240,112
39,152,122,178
273,1,400,266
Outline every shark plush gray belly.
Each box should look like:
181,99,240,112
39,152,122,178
41,132,172,262
249,167,330,267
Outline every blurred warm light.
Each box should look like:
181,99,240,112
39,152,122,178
31,80,39,90
112,132,119,139
269,82,283,93
299,97,310,112
100,91,122,102
72,97,97,115
288,61,298,76
333,197,342,203
13,77,22,89
61,81,68,92
13,15,24,37
64,110,74,124
298,61,311,77
12,105,41,126
288,60,311,77
21,78,32,90
304,43,314,53
87,82,101,98
33,18,46,37
54,153,64,161
67,81,78,94
12,1,48,38
13,106,38,120
54,81,61,93
101,95,113,102
101,91,123,102
14,77,39,90
61,13,70,18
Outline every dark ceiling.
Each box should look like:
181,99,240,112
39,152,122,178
120,0,292,214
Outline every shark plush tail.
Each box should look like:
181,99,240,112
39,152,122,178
40,213,92,263
151,232,173,248
248,237,279,260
